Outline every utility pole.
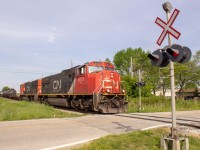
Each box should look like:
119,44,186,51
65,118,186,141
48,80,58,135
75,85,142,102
138,68,142,111
130,57,133,77
71,60,73,68
130,57,142,111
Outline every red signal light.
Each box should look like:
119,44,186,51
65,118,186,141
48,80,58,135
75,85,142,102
173,52,179,57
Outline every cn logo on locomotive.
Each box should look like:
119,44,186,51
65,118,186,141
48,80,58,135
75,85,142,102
27,86,30,92
53,80,62,90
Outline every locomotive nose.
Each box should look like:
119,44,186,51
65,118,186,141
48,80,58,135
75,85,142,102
102,71,120,94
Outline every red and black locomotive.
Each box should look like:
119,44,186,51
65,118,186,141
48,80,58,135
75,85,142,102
20,61,128,113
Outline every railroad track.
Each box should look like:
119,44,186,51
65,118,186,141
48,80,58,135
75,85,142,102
115,113,200,129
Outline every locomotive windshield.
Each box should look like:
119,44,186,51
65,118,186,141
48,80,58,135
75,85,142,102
88,66,103,73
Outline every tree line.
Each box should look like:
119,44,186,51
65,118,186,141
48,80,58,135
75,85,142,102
1,86,10,92
111,47,200,98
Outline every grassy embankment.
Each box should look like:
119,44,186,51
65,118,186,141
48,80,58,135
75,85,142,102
0,98,82,121
74,128,200,150
128,96,200,113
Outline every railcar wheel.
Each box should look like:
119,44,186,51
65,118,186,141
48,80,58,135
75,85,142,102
83,107,89,112
71,99,79,110
99,109,103,114
43,99,49,105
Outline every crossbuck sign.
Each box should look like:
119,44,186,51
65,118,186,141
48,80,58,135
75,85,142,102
155,9,181,46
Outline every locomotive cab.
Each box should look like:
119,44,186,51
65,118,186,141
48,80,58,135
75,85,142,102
75,62,125,94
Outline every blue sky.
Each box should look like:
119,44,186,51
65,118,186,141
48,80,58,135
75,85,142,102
0,0,199,91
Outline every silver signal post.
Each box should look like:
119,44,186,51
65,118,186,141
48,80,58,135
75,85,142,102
160,2,189,150
163,1,177,139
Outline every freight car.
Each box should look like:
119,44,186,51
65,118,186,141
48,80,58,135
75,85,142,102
1,88,19,100
20,61,128,113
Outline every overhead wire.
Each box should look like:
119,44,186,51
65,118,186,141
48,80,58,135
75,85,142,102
0,70,56,75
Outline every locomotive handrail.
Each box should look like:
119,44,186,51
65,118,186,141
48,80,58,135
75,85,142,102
92,83,102,111
97,85,102,94
92,83,102,102
93,84,102,95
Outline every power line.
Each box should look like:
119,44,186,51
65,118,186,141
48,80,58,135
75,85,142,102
0,70,55,75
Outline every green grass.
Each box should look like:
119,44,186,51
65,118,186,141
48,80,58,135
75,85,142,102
128,96,200,113
1,96,199,121
0,98,82,121
74,128,200,150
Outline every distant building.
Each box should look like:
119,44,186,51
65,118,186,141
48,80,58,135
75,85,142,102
155,89,172,98
155,88,200,99
175,88,200,99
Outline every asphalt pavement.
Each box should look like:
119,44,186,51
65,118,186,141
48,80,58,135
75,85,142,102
1,110,199,150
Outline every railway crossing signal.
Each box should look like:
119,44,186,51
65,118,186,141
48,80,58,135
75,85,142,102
135,81,146,87
148,44,192,67
152,2,190,149
147,49,169,67
166,44,192,63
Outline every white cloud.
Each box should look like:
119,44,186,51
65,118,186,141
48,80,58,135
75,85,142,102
0,22,58,44
47,34,57,43
49,27,57,31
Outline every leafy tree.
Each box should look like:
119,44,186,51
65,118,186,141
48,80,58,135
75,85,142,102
113,47,149,75
2,86,10,91
122,75,137,96
143,65,160,95
158,67,170,96
185,82,196,89
113,49,130,75
192,50,200,87
193,50,200,65
174,61,200,98
105,58,111,63
114,47,152,97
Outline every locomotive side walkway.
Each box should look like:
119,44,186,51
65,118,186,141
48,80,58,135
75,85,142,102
0,110,200,150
